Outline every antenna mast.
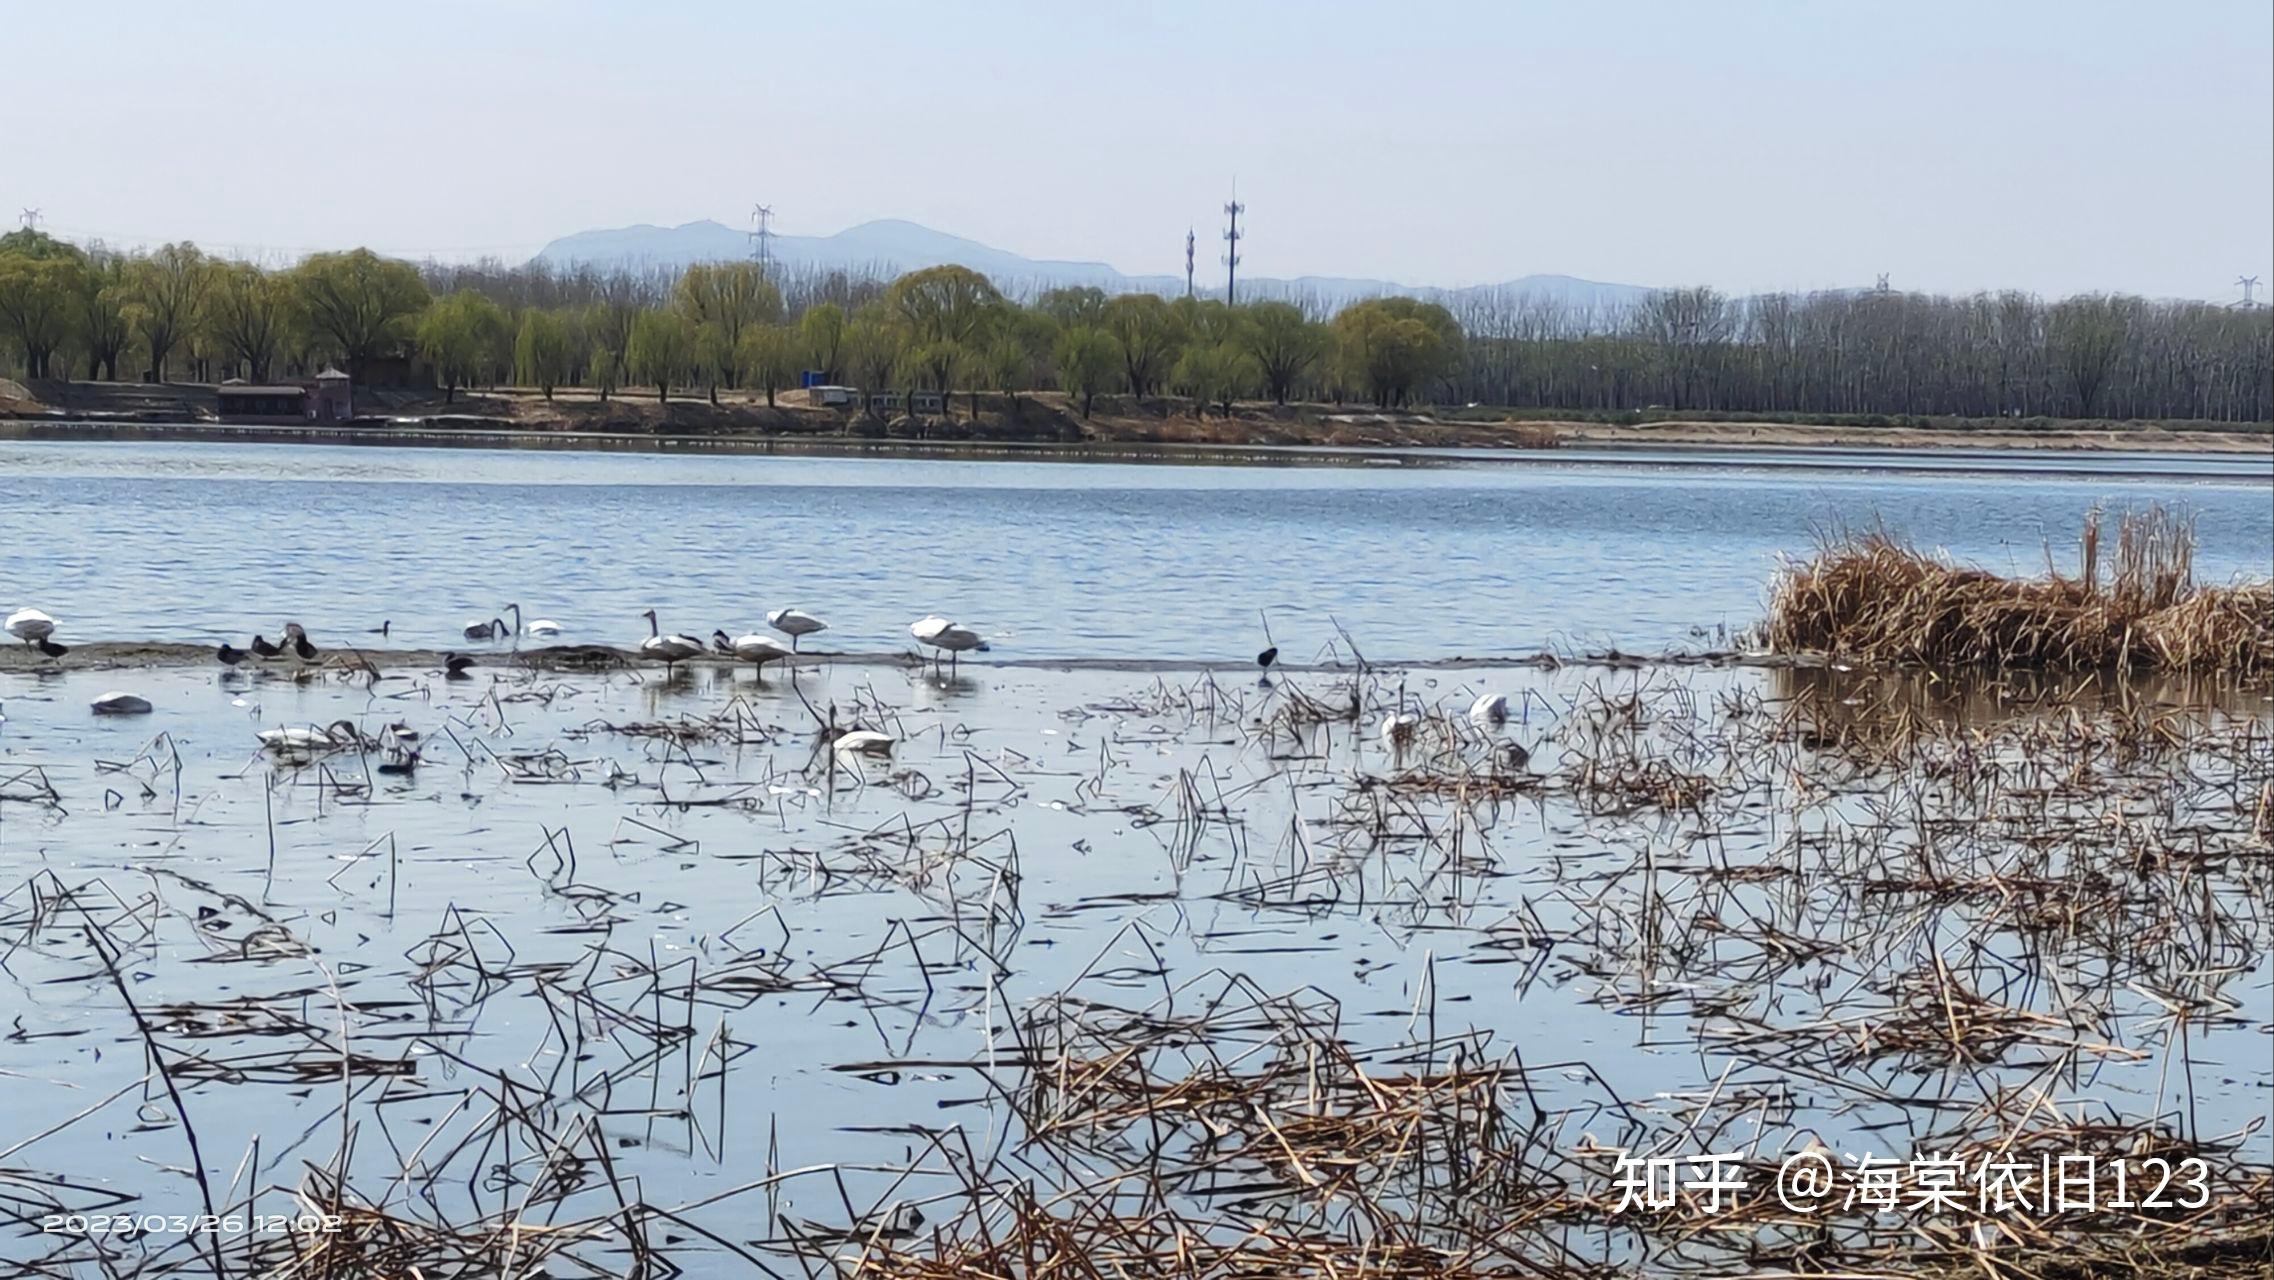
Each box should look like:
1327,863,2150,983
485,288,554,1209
1221,183,1244,305
1185,228,1196,299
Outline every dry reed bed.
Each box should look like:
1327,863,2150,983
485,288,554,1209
0,657,2268,1278
1765,508,2274,674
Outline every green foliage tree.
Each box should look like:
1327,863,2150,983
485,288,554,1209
1103,293,1181,400
417,290,508,403
628,308,694,402
0,251,80,379
589,345,621,401
73,254,131,381
1333,296,1460,408
1052,324,1118,419
514,308,572,400
205,261,289,382
290,249,430,381
842,308,901,416
1173,341,1257,417
1238,301,1327,404
676,262,782,381
885,265,1004,349
119,242,208,383
798,302,846,382
736,324,798,407
1035,285,1109,329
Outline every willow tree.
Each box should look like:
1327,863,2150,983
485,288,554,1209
74,253,131,381
737,324,798,407
514,308,572,399
885,265,1002,349
1052,324,1118,419
0,251,79,379
842,309,901,415
205,261,289,382
799,301,846,382
291,249,430,381
1103,293,1182,400
676,262,781,380
417,290,508,402
119,242,209,382
1334,297,1459,408
628,308,694,402
1173,341,1257,418
1240,301,1327,404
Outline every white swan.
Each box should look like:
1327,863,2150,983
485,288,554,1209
257,720,363,754
713,630,794,679
525,615,563,638
6,608,57,644
766,608,827,651
910,615,988,672
831,729,896,758
1468,692,1509,729
1380,711,1422,749
91,691,153,715
639,610,705,672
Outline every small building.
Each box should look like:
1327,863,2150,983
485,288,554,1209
216,381,310,424
869,391,906,414
309,367,353,421
806,384,858,408
215,367,355,424
908,390,947,414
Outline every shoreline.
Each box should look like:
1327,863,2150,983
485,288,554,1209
3,416,2269,469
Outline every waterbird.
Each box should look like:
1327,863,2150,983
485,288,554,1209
723,630,794,680
91,691,153,716
368,620,391,637
216,643,246,667
291,632,318,661
767,608,827,651
462,604,514,641
831,729,897,758
639,610,705,673
35,636,67,660
1256,609,1279,681
249,634,283,659
910,615,987,672
525,615,563,638
444,653,475,679
1468,692,1508,729
6,608,57,645
257,720,363,754
1380,711,1422,750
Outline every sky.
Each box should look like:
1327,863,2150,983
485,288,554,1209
9,1,2269,299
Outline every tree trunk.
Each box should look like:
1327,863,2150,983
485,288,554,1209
657,383,668,403
765,385,775,407
445,384,456,404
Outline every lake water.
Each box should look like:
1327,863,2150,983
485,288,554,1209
0,439,2267,1275
2,439,2266,661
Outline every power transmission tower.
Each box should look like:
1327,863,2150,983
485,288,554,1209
1185,228,1196,299
1875,273,1890,293
1221,184,1244,305
750,204,775,279
18,207,40,232
2238,275,2262,309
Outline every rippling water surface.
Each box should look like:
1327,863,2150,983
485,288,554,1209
3,440,2266,659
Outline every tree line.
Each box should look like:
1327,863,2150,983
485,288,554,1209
2,228,2265,423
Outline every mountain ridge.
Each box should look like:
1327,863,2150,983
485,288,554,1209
531,218,1652,311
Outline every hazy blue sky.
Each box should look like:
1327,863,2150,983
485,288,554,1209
11,1,2269,298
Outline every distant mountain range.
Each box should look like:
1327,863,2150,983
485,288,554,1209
532,218,1653,312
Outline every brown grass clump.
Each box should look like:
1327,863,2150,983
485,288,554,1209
1765,507,2273,675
